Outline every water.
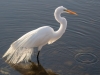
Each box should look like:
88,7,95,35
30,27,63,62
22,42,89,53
0,0,100,75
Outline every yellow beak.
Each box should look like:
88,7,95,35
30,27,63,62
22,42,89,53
65,9,78,15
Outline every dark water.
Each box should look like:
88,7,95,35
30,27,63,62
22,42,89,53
0,0,100,75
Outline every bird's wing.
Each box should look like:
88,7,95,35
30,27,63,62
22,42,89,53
12,26,53,48
3,26,54,63
3,30,39,63
3,30,37,63
12,30,37,48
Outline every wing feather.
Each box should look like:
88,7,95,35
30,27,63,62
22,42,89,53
3,26,54,63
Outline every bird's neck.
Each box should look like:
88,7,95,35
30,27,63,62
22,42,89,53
54,10,67,40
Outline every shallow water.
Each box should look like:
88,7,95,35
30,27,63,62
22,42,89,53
0,0,100,75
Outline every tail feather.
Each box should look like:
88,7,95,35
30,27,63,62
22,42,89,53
2,45,33,64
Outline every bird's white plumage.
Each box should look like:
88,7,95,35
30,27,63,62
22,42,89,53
13,26,55,48
3,6,68,63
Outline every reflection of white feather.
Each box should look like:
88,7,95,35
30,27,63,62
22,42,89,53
2,6,75,64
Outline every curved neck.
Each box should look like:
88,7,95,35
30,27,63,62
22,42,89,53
54,10,67,40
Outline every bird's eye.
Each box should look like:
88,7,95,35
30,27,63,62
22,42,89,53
63,9,66,11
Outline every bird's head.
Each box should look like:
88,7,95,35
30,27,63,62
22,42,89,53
56,6,77,15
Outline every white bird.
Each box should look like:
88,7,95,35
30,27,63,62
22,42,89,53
2,6,77,64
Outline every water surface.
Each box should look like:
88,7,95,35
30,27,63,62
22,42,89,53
0,0,100,75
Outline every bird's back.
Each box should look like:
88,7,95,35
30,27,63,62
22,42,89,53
12,26,54,48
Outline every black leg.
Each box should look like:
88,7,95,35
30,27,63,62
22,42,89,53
37,51,40,65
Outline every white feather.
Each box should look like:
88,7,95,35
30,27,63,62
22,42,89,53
2,6,70,64
3,26,55,63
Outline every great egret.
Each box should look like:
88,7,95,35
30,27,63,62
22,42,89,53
3,6,77,64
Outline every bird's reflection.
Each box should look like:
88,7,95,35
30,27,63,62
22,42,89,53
9,61,58,75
